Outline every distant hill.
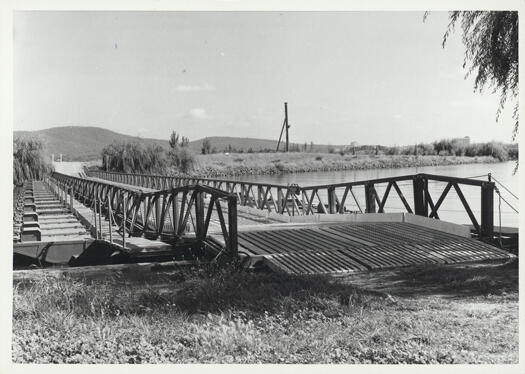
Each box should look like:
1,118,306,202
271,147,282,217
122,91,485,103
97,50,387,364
14,126,170,161
14,126,335,161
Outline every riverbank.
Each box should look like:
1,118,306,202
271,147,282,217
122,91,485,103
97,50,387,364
12,260,517,363
188,153,499,178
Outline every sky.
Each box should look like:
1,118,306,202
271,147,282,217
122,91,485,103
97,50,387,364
13,11,517,146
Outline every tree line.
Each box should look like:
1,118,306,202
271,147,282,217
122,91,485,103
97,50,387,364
12,132,517,184
382,140,517,161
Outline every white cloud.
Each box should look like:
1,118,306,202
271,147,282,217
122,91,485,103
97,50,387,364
189,108,211,120
175,84,215,92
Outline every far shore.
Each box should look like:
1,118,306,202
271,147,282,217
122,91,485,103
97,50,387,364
79,153,505,179
186,153,502,178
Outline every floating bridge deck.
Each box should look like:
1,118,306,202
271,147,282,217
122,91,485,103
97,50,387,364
14,171,516,273
13,181,93,264
24,181,90,241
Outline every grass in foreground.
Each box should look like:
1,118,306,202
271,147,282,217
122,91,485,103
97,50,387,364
12,260,518,364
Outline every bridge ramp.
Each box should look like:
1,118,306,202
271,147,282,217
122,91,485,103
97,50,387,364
52,162,85,177
236,222,514,275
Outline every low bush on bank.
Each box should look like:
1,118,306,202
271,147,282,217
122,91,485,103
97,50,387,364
189,153,498,178
101,142,168,174
101,139,196,174
384,140,516,161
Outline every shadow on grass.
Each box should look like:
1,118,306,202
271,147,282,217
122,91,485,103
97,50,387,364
13,259,518,322
13,263,388,320
342,259,518,299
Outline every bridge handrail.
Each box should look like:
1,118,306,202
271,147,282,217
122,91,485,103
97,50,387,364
49,171,238,257
86,169,495,239
86,170,491,189
53,172,237,199
87,170,298,189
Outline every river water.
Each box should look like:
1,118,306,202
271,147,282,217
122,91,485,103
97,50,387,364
231,161,519,228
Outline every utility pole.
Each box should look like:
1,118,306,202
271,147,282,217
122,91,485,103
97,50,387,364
276,102,291,152
284,102,289,152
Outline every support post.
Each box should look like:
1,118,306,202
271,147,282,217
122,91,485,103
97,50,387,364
413,175,428,217
172,192,179,237
364,183,376,213
277,187,283,213
480,182,494,239
98,198,102,240
327,187,337,214
122,195,127,249
227,197,238,257
93,198,98,239
195,189,205,243
257,186,263,209
155,196,161,234
108,199,113,244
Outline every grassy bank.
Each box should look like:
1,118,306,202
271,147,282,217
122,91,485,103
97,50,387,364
12,260,518,364
189,153,499,178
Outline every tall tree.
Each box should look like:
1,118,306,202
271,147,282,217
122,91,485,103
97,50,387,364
169,131,180,150
201,138,212,154
13,138,53,185
434,11,518,140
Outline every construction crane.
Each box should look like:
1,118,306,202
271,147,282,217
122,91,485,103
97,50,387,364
276,102,290,152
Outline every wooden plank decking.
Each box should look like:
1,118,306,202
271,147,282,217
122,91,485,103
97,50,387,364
30,181,91,242
233,222,514,275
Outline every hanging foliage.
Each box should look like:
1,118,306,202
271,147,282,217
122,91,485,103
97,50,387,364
437,11,519,140
13,138,53,186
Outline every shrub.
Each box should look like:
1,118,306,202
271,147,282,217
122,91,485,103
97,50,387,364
102,142,167,174
385,147,400,156
481,142,508,161
507,146,518,160
419,143,436,156
144,145,167,172
176,147,195,173
275,162,285,172
167,131,196,173
201,139,212,155
465,144,482,157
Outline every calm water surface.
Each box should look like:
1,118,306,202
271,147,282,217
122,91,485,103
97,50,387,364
231,161,519,228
